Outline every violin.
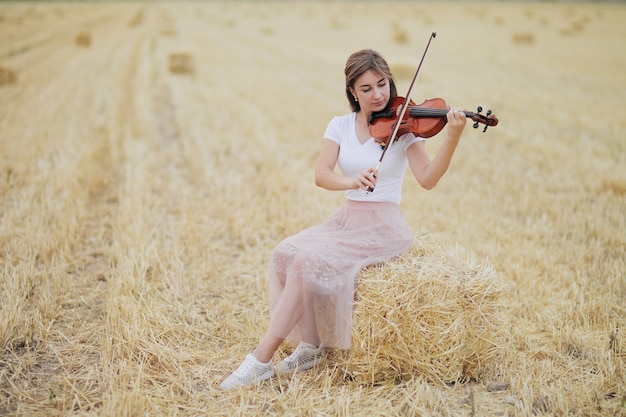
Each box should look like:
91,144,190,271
369,96,499,146
366,32,499,193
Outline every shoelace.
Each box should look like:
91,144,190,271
233,356,256,377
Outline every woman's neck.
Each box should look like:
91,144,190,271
356,110,371,127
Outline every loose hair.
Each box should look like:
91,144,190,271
344,49,398,112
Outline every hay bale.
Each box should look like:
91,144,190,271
390,62,417,81
344,240,504,385
392,25,409,45
512,32,534,45
128,9,144,27
168,53,194,75
75,32,91,47
0,67,17,85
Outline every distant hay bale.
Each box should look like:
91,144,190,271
0,67,17,85
75,32,91,47
600,177,626,196
128,9,144,27
343,241,504,385
390,62,417,81
421,16,434,26
260,26,274,36
561,19,587,37
168,53,194,75
392,26,409,45
329,17,347,30
512,31,534,45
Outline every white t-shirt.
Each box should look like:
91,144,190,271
323,112,424,204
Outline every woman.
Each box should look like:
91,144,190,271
221,49,467,389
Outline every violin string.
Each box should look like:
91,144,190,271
408,108,474,117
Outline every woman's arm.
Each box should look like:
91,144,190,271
407,110,467,190
314,139,377,191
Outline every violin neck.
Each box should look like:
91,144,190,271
408,107,473,119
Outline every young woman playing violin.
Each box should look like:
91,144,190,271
221,48,467,390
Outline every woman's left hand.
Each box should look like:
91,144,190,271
446,109,467,141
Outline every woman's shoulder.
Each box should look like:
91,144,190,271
329,112,355,125
324,112,355,142
327,112,355,132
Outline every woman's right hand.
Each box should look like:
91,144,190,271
352,167,378,191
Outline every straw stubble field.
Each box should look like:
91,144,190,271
1,1,625,416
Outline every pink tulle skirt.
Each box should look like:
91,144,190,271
267,199,414,349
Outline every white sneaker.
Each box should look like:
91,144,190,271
220,354,275,390
278,342,325,374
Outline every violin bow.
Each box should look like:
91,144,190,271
367,32,436,193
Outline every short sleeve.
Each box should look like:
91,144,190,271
323,116,341,145
401,132,425,152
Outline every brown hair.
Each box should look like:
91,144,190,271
344,49,398,112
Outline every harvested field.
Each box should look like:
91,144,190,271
1,1,625,416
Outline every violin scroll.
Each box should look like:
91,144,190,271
470,106,499,133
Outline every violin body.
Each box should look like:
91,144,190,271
369,96,498,145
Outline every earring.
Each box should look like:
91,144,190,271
354,96,358,102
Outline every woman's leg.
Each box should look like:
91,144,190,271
252,333,283,363
254,271,321,362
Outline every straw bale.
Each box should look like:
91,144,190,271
512,31,535,45
344,240,505,385
0,67,17,85
390,62,422,81
392,25,409,45
128,8,144,27
168,53,194,75
75,32,91,47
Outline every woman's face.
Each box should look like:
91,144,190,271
351,69,390,114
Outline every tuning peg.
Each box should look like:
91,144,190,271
476,106,483,113
486,109,492,116
473,122,479,129
483,126,488,133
